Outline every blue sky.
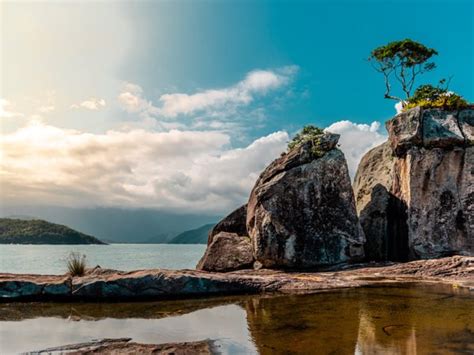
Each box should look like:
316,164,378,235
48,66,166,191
120,0,473,136
1,0,472,213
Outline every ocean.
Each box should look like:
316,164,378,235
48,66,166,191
0,244,206,274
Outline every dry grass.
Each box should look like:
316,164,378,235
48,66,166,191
67,252,87,276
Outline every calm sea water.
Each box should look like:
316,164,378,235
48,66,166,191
0,284,472,354
0,244,206,274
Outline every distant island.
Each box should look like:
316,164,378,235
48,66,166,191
168,223,215,244
0,218,106,245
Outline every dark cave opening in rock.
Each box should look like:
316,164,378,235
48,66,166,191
386,193,409,262
360,184,410,262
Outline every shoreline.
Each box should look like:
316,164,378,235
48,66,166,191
1,256,472,302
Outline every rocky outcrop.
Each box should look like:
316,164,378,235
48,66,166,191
197,205,253,272
31,338,214,354
354,108,474,261
197,232,254,272
1,256,472,301
247,133,365,268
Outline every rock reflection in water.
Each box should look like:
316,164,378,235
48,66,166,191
0,284,472,354
244,284,473,354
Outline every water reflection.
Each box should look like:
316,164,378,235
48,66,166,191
245,285,473,354
0,284,472,354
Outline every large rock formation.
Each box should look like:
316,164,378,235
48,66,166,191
197,205,254,272
354,108,473,261
247,133,365,268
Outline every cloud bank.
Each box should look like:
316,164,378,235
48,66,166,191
117,66,298,121
0,122,288,213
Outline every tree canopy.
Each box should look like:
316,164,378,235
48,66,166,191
369,39,438,103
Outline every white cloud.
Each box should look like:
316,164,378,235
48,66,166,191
117,66,298,120
118,82,161,119
325,120,387,178
71,98,106,110
158,67,297,118
0,122,288,213
0,99,23,118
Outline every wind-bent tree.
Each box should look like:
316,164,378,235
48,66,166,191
369,39,438,103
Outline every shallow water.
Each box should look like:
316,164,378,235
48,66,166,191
0,244,206,274
0,284,472,354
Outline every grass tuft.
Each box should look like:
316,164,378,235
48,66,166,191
67,252,87,276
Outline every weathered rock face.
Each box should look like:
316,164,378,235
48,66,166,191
354,108,474,261
207,204,247,244
247,133,365,268
197,232,254,272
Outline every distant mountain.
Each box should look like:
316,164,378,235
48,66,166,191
143,233,174,244
169,223,216,244
0,206,221,243
0,218,106,245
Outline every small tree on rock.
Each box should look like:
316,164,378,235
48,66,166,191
369,39,438,104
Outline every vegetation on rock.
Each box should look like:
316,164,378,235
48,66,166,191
370,39,472,112
403,83,470,112
0,218,106,244
67,252,87,276
288,125,326,157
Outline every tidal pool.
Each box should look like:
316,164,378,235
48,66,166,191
0,284,472,354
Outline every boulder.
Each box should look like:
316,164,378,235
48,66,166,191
386,108,473,157
354,107,474,261
422,110,465,148
247,133,365,268
386,106,423,156
196,232,254,272
197,204,253,272
207,204,247,244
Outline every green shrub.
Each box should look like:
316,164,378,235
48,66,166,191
404,84,469,111
67,252,87,276
288,125,325,157
288,125,324,150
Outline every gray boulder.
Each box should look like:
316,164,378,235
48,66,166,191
247,133,365,268
196,232,254,272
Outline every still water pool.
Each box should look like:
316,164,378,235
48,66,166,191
0,284,472,354
0,244,206,274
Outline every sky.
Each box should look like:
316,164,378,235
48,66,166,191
1,0,473,215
